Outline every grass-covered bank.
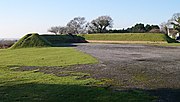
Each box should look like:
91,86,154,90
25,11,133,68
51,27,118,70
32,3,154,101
11,34,87,49
79,33,178,43
10,33,179,49
0,47,97,66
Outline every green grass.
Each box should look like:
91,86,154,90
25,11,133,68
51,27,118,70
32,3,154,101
0,66,155,102
11,34,52,49
0,47,97,66
79,33,178,43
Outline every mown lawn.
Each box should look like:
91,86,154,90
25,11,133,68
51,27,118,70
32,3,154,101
0,47,97,66
0,48,155,102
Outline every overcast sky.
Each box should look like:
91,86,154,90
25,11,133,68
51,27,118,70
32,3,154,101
0,0,180,38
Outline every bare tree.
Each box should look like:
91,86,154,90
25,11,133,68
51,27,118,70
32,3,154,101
58,26,68,34
88,16,113,33
170,13,180,32
160,22,168,34
66,17,87,34
86,22,98,33
48,26,59,35
172,13,180,23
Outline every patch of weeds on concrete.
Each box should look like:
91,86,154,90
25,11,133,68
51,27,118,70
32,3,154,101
132,74,150,85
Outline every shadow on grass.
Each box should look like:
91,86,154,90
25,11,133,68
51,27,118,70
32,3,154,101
146,88,180,102
52,43,79,47
43,34,89,47
0,83,157,102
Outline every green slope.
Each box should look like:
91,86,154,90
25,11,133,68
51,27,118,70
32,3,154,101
79,33,178,43
11,34,52,49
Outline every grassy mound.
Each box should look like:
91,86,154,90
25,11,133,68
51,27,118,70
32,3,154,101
79,33,178,43
11,34,52,49
11,34,87,49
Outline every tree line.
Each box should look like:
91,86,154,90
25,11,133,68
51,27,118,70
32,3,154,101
48,16,113,35
108,24,160,33
48,14,180,35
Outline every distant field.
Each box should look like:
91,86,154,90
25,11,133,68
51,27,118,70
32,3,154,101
0,47,97,66
79,33,177,43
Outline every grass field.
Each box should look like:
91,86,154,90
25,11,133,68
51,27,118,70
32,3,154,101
0,47,155,101
79,33,178,43
0,48,97,66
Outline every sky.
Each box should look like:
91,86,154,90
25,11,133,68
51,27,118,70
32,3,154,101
0,0,180,38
